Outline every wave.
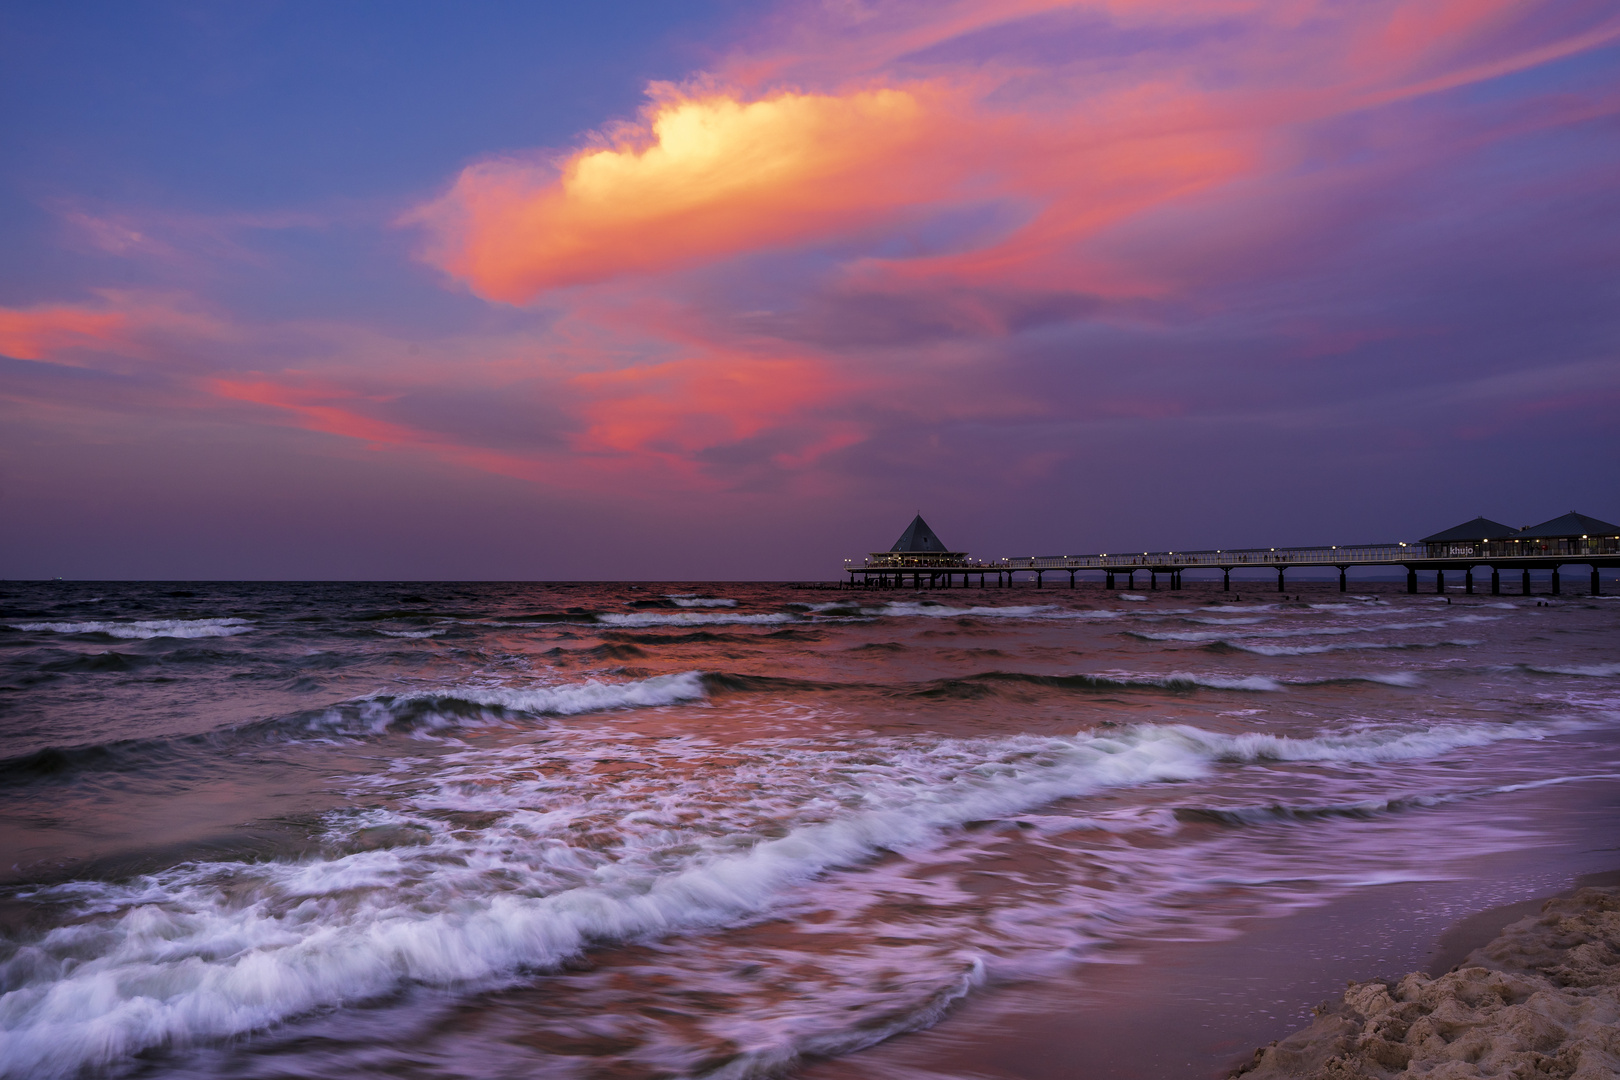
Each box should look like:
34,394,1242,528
4,617,253,639
1520,662,1620,677
865,602,1120,620
0,673,711,784
0,715,1578,1078
339,672,710,728
1126,619,1457,642
1117,594,1148,602
595,612,798,628
909,670,1288,696
708,668,1419,701
378,628,447,638
665,595,738,608
1177,771,1620,828
1204,639,1480,657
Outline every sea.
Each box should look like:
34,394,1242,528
0,579,1617,1080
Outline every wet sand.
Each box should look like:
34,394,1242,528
799,780,1620,1080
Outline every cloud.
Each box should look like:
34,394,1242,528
0,305,132,362
409,85,965,302
9,0,1619,518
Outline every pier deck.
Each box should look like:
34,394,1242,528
845,539,1620,596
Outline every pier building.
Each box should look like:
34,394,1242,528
843,511,1620,596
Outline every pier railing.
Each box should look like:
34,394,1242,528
997,544,1417,571
856,537,1620,573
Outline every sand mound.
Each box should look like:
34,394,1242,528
1233,886,1620,1079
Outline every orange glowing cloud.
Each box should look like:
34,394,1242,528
411,86,962,302
0,305,131,362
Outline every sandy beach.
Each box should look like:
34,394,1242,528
1235,877,1620,1079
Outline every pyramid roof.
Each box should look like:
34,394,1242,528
889,514,951,553
1511,511,1620,539
1419,516,1518,544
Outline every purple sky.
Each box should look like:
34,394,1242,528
2,0,1617,580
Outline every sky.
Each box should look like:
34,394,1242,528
2,0,1617,580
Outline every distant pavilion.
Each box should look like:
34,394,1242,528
849,515,993,588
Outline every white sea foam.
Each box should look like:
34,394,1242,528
665,595,738,608
378,628,447,638
5,617,253,639
1118,594,1148,602
595,612,797,628
0,715,1579,1078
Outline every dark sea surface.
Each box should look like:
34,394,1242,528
0,580,1617,1079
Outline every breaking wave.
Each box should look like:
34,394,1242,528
864,602,1121,620
1206,639,1480,657
4,617,253,640
666,595,738,608
0,715,1578,1079
1520,662,1620,678
596,611,797,628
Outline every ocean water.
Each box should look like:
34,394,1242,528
0,580,1616,1079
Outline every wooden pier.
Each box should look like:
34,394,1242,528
845,513,1620,596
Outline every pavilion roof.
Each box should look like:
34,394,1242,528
890,514,951,553
1418,516,1518,543
1511,511,1620,539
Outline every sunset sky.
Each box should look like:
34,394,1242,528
3,0,1617,580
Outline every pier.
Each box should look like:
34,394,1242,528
845,513,1620,596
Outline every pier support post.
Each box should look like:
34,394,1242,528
1069,570,1076,589
1035,571,1043,589
1106,572,1115,589
1277,568,1286,593
1491,569,1500,595
1593,569,1601,596
1407,568,1417,594
1465,569,1473,594
1150,571,1157,590
1522,569,1531,595
1172,571,1181,590
1338,566,1347,592
1551,568,1560,596
1436,569,1445,594
1223,569,1231,592
1128,571,1135,589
